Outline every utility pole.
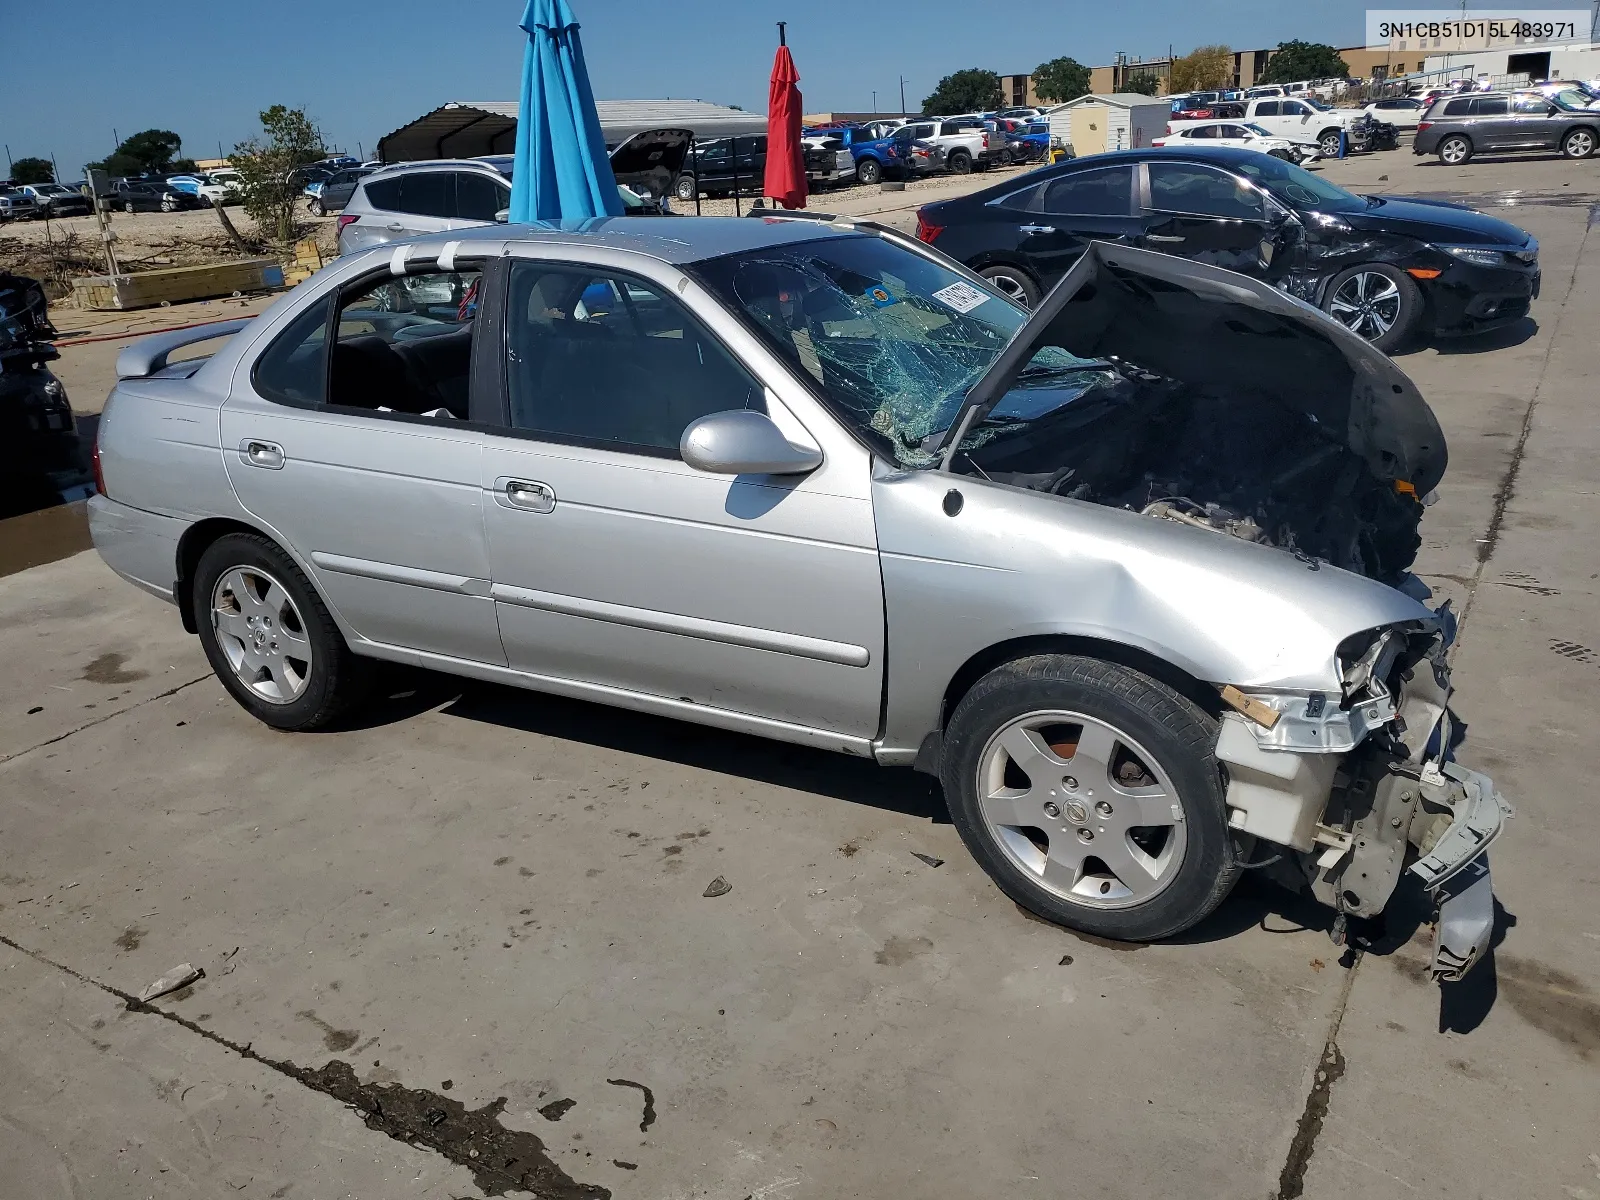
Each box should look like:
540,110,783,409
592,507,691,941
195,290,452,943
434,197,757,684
3,144,11,173
899,75,907,114
872,90,877,113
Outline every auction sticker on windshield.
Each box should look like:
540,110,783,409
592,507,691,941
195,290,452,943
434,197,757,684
931,281,989,313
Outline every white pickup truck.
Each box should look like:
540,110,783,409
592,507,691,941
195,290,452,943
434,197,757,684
893,117,992,174
1171,97,1364,159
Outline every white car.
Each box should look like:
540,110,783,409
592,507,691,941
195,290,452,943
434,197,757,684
1151,121,1319,163
1363,97,1427,129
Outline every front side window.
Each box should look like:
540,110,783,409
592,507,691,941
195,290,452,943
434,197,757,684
504,262,763,456
692,233,1048,468
1512,93,1549,114
1147,162,1264,221
251,269,481,418
456,171,509,221
1039,165,1134,216
1281,101,1311,116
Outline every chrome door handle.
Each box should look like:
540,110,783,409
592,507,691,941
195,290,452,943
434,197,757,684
1017,224,1056,234
241,439,285,469
386,222,406,233
501,478,556,514
1146,234,1186,243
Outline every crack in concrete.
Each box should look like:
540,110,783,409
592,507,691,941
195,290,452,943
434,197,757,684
1274,955,1361,1199
1456,213,1592,638
0,673,213,766
0,933,611,1198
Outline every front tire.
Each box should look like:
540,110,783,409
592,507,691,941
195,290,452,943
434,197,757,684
124,201,135,214
308,197,325,216
1322,262,1421,352
1318,128,1344,157
941,655,1240,942
674,174,697,202
1438,134,1472,165
856,157,882,185
1561,127,1596,159
160,197,176,213
193,533,368,731
980,264,1040,308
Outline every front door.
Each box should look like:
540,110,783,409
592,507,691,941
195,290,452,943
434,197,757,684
1139,160,1280,281
220,262,504,665
1506,92,1561,148
478,257,884,737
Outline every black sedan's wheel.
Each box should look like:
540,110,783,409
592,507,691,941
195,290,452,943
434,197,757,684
941,654,1240,942
308,197,325,216
124,200,135,214
948,149,973,174
856,157,882,185
1437,134,1472,165
980,264,1040,309
193,532,368,732
674,174,697,202
1561,127,1596,159
1322,262,1421,352
160,196,176,213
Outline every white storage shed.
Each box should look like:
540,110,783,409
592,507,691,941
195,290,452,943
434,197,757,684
1046,94,1172,157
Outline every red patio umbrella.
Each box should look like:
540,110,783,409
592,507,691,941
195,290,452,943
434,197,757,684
764,24,807,210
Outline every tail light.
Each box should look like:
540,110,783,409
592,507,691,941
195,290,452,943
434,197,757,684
981,133,990,149
92,438,107,498
915,210,944,244
1416,121,1432,134
336,213,360,234
1166,123,1174,134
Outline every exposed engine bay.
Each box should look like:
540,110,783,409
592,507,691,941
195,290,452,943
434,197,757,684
957,364,1428,584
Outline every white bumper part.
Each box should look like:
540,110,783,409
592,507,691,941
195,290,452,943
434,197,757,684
1215,713,1338,852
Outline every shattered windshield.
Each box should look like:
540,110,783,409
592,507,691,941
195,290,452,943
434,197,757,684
693,233,1097,466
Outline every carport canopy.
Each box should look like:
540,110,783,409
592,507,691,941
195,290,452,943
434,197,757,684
378,100,769,162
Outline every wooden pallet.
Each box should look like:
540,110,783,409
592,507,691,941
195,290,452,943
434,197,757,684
71,258,286,311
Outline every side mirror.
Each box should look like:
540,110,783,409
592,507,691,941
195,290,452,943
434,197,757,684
494,208,510,223
680,410,823,475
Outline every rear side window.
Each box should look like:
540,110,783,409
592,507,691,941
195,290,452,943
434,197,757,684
1254,102,1280,116
397,172,453,218
1039,165,1134,216
1471,97,1509,116
1443,98,1472,116
251,298,333,408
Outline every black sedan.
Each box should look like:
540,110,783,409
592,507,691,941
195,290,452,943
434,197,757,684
111,180,205,214
916,147,1540,350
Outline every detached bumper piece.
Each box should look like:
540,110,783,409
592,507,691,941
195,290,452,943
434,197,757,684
1408,763,1513,982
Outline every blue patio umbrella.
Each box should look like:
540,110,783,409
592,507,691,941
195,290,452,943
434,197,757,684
507,0,622,222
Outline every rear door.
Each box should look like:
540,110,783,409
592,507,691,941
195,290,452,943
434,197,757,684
1140,160,1280,280
1468,95,1515,148
359,170,455,243
477,254,885,738
1009,163,1140,285
220,261,504,666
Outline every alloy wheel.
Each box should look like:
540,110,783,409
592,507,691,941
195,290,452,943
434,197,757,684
986,272,1031,306
1440,137,1469,164
1565,130,1595,158
211,566,313,704
1328,270,1402,340
976,711,1187,909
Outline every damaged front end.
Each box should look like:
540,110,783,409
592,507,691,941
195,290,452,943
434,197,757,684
1216,610,1511,981
934,244,1507,978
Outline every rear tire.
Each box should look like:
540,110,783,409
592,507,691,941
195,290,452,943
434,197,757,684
1561,127,1596,159
948,149,973,174
124,201,135,214
856,157,882,186
980,264,1040,309
1438,134,1472,165
308,197,325,216
940,654,1240,942
193,533,369,732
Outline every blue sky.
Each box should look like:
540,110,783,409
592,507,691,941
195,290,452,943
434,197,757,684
9,0,1393,178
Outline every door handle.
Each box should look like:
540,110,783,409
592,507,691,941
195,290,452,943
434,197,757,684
241,439,285,469
386,222,406,233
1017,224,1056,234
500,478,556,514
1145,234,1186,243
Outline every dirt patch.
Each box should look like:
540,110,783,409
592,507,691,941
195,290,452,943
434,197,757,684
537,1098,576,1121
1497,954,1600,1059
874,935,932,966
113,925,145,951
81,651,148,685
296,1009,360,1053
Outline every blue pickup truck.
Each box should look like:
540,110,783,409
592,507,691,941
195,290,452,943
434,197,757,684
804,122,943,185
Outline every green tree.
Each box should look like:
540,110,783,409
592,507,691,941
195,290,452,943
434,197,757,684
922,69,1003,115
9,157,54,184
1121,73,1161,96
230,105,326,245
1259,41,1350,85
1170,44,1234,92
1031,56,1091,104
120,129,184,172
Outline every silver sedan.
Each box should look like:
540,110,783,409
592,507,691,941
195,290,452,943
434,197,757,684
89,216,1507,975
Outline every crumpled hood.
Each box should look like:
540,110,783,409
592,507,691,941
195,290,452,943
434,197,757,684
943,240,1447,494
1343,195,1532,246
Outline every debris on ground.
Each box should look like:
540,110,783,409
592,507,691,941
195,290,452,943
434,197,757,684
1059,955,1074,966
138,963,203,1002
910,852,944,868
538,1098,577,1121
702,876,731,898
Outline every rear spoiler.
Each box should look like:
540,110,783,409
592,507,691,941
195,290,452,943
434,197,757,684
115,318,253,379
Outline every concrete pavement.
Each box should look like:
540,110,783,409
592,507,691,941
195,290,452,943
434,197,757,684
3,147,1597,1199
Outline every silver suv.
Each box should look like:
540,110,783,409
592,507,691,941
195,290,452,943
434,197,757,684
337,160,511,256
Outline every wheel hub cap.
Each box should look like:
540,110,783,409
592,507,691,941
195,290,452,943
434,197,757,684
976,711,1187,909
211,566,312,704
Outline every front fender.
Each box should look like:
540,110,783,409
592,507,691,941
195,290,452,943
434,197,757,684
874,468,1431,752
